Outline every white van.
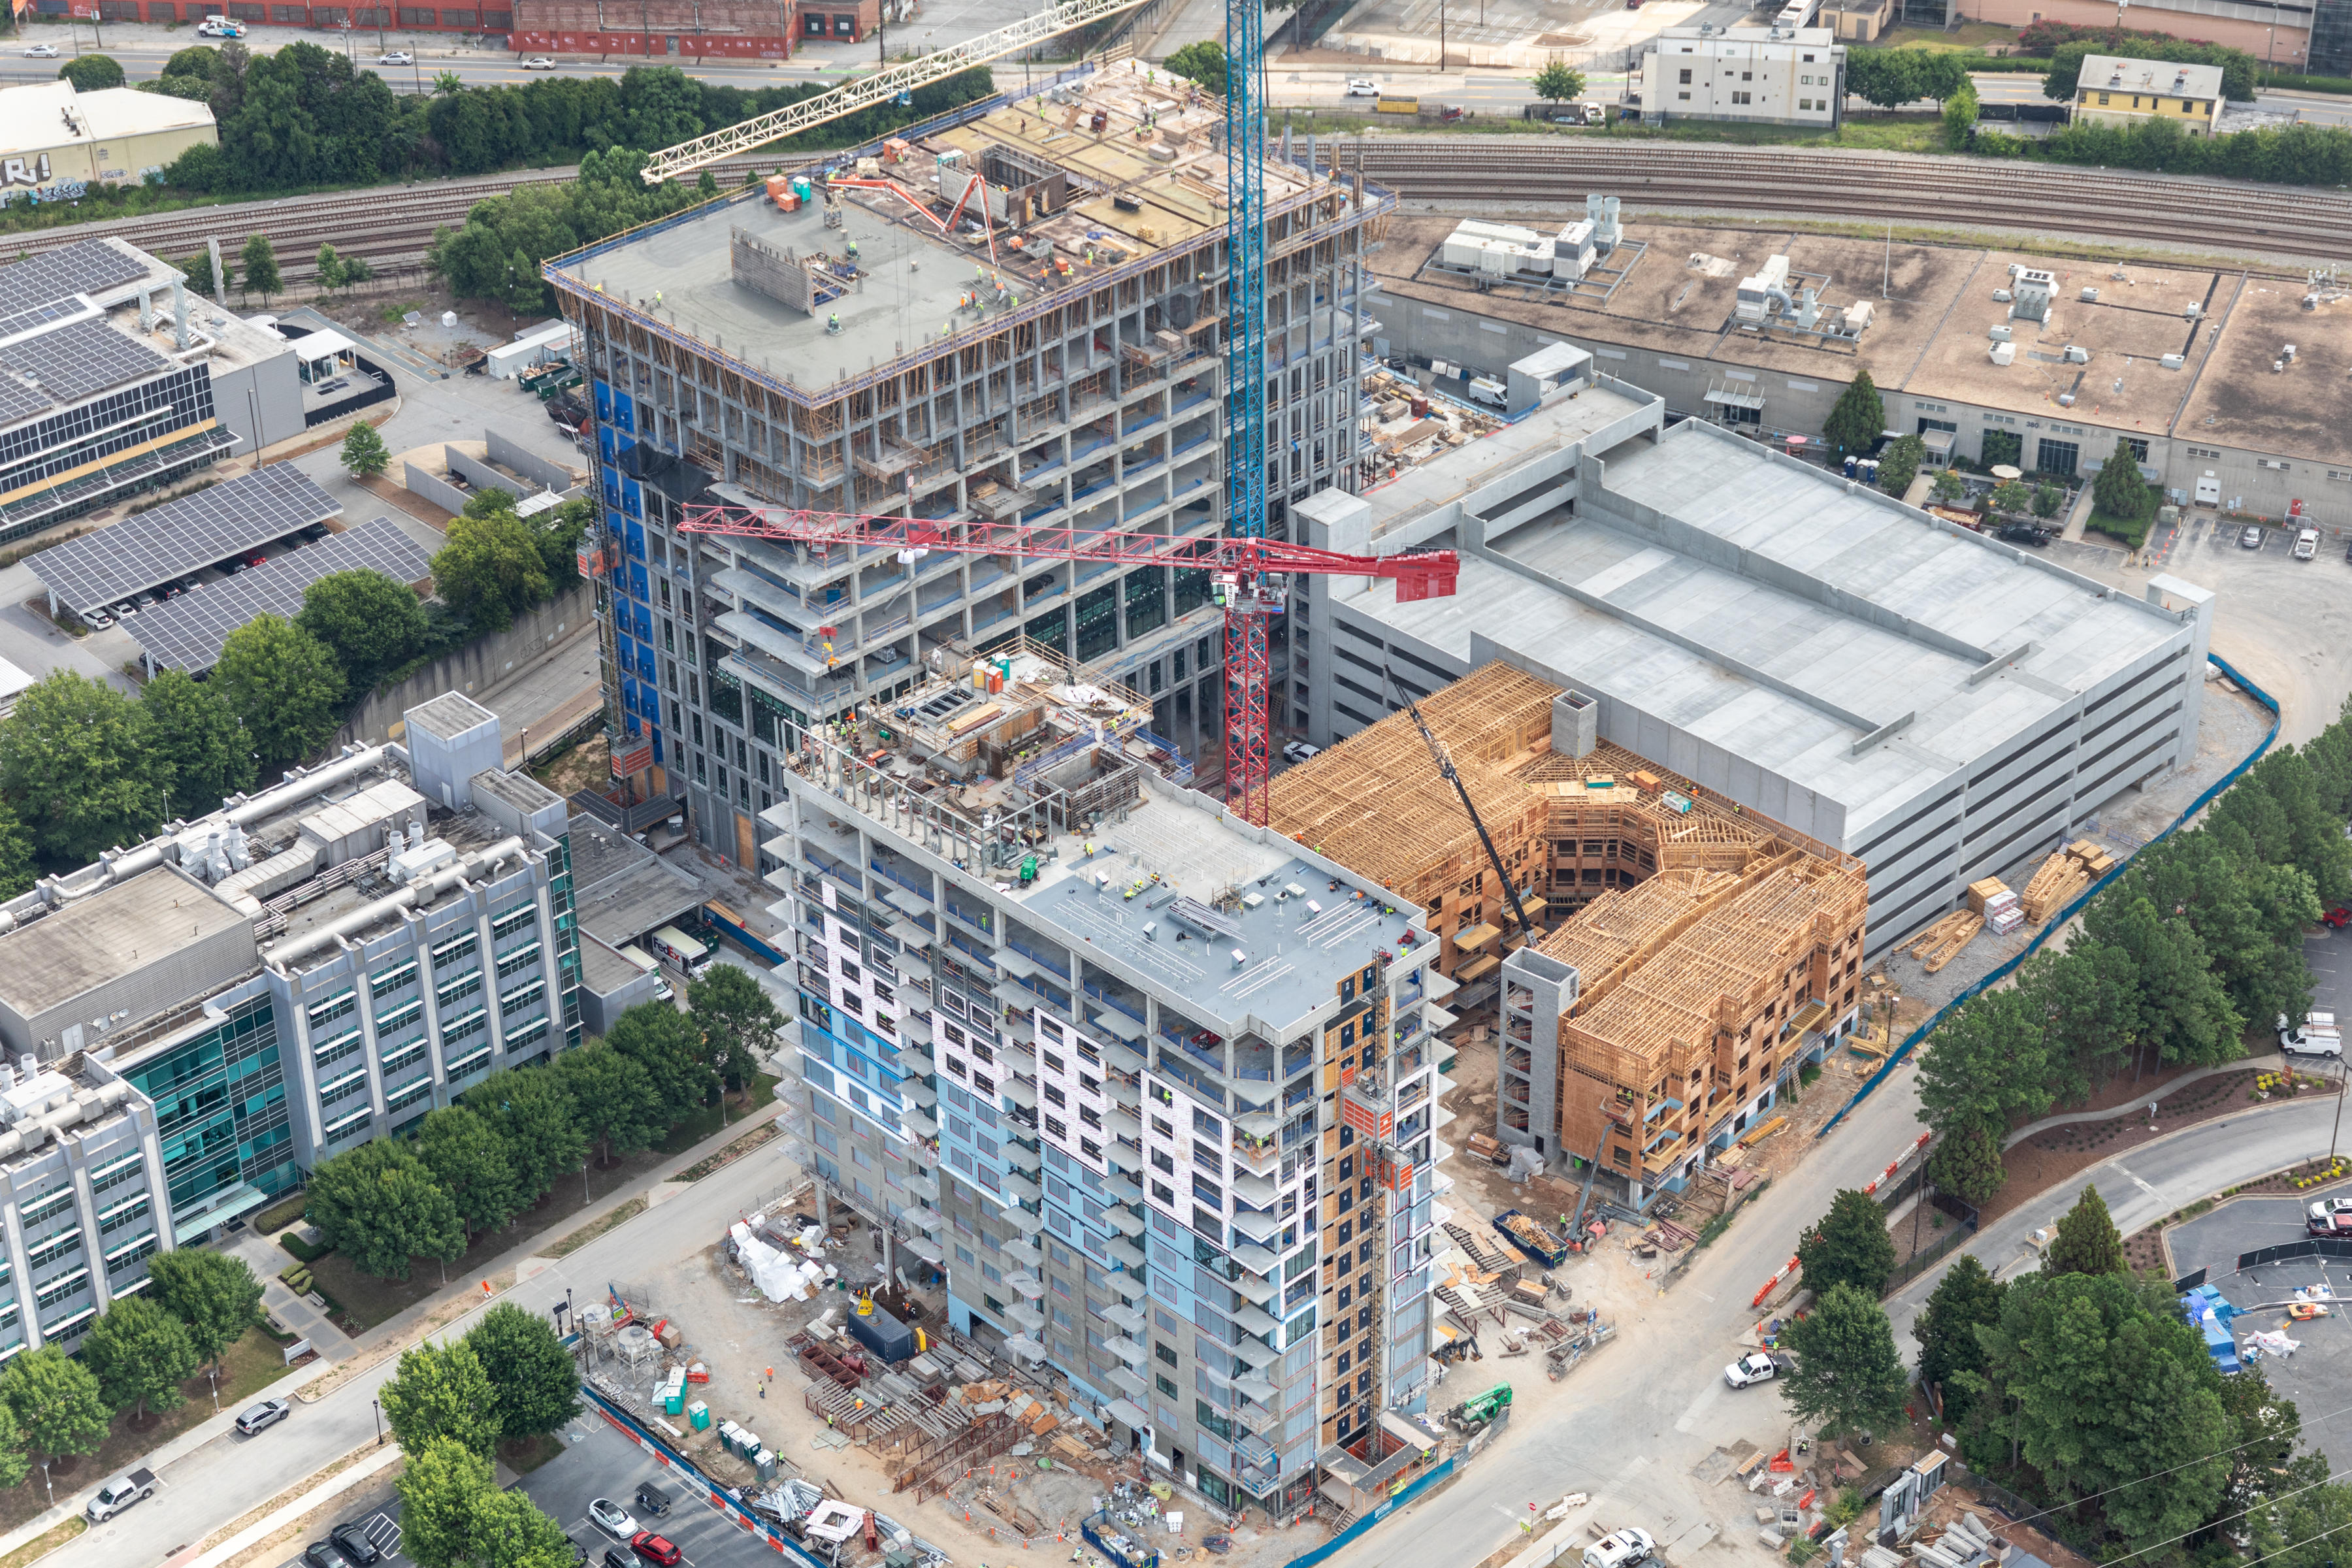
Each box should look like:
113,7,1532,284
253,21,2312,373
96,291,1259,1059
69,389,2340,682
1585,1529,1656,1568
619,943,674,1002
649,924,711,978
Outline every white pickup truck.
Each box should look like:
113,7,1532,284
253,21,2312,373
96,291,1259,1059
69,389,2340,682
2280,1011,2344,1058
87,1468,155,1522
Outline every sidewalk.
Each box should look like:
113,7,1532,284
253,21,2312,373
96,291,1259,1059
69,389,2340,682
0,1098,789,1560
2001,1051,2286,1149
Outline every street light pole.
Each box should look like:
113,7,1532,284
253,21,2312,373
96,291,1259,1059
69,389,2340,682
372,1398,384,1446
2329,1054,2346,1168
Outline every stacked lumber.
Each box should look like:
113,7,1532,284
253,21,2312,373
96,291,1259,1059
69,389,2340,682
1964,877,2010,916
1906,909,1984,972
2021,840,2115,923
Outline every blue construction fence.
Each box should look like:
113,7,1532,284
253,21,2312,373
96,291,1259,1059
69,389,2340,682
1817,651,2283,1140
1279,1456,1459,1568
580,1384,827,1566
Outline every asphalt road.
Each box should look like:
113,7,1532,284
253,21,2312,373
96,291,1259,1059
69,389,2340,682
63,1131,801,1568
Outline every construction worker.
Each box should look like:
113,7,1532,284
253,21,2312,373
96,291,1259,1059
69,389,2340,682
847,238,860,261
653,289,663,308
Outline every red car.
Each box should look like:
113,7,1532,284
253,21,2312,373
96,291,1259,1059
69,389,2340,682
2326,907,2352,928
630,1533,682,1567
246,554,269,568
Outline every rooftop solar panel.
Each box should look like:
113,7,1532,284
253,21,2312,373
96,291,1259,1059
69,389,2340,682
1,319,169,405
29,465,344,616
0,241,146,318
126,517,436,673
0,376,53,427
0,297,94,346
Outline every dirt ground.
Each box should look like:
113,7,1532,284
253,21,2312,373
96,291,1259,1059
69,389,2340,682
534,730,612,798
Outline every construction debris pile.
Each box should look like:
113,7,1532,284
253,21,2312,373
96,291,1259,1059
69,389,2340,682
1851,1502,2006,1568
1433,1217,1614,1382
1361,363,1505,477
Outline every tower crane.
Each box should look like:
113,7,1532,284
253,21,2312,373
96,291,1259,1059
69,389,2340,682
677,504,1458,822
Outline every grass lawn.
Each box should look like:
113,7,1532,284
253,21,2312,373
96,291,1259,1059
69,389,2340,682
1869,22,2025,50
0,1326,299,1536
497,1433,566,1475
0,1516,82,1568
1593,118,1946,152
302,1076,777,1332
2088,506,2157,548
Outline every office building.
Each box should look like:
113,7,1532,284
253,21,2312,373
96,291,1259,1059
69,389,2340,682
546,59,1387,866
764,638,1446,1514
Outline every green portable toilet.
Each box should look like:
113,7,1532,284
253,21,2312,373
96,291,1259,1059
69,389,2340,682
688,1401,710,1432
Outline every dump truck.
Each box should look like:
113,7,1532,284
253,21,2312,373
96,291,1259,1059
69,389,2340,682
1446,1384,1514,1433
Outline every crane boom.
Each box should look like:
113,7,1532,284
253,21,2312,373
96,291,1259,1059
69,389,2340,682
1392,670,1537,941
639,0,1151,184
676,504,1459,820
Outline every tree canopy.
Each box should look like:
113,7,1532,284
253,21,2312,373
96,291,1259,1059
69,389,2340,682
298,569,429,691
0,1345,109,1460
1914,1254,2003,1424
1164,41,1226,92
2044,1183,2127,1277
431,499,552,632
1795,1188,1897,1300
689,964,783,1096
82,1295,198,1421
1532,61,1586,103
215,613,346,770
60,55,125,92
1782,1283,1910,1439
552,1042,664,1164
144,1249,265,1369
307,1139,466,1281
380,1338,500,1456
339,419,391,480
467,1301,581,1444
467,1065,587,1205
0,672,163,861
417,1105,523,1241
1823,371,1886,455
142,668,257,819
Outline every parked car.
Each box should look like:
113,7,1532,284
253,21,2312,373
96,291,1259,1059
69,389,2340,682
1996,522,2055,547
302,1544,351,1568
84,610,112,629
2240,525,2266,549
631,1533,683,1568
196,18,245,35
521,54,558,69
114,600,138,619
2309,1211,2352,1237
1585,1529,1656,1568
329,1522,382,1565
634,1483,673,1518
602,1552,633,1568
1281,741,1320,765
22,42,57,57
2296,527,2321,560
219,559,244,576
235,1398,291,1435
1345,78,1378,97
380,50,414,64
2280,1011,2345,1058
87,1469,156,1522
2310,1196,2352,1221
589,1500,639,1541
246,553,269,568
2325,906,2352,928
136,592,157,610
1723,1351,1788,1388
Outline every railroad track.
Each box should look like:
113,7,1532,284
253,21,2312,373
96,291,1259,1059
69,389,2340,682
1328,138,2352,259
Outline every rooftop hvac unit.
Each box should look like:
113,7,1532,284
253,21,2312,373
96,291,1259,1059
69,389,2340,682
2057,392,2076,406
2161,353,2185,370
2064,344,2089,364
1988,324,2012,342
1989,342,2016,367
1992,288,2012,303
2080,287,2100,302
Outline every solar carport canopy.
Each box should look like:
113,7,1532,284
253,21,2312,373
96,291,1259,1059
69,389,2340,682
127,515,433,674
29,465,343,618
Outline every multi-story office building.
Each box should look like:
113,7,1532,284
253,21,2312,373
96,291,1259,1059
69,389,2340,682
1639,27,1847,129
0,695,593,1317
762,640,1445,1516
546,59,1388,867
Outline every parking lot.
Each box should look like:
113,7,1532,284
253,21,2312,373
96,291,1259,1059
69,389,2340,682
520,1421,783,1568
268,1499,401,1568
2170,1184,2352,1461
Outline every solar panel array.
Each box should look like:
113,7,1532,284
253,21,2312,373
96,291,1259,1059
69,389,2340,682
0,376,53,427
127,516,436,673
0,297,91,346
2,319,169,404
0,240,146,317
31,465,344,615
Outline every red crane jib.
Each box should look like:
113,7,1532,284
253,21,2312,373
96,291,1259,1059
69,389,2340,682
677,505,1460,599
678,503,1458,824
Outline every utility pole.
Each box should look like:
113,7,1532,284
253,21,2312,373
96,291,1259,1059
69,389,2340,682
2330,1053,2346,1168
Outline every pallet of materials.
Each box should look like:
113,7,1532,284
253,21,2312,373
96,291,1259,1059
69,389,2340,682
2020,839,2115,924
1963,877,2010,916
1906,909,1983,972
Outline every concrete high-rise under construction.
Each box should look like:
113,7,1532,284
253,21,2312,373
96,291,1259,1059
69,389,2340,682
546,59,1388,867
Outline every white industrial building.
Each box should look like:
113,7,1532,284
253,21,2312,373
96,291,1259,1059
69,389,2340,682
1295,385,2215,954
1640,25,1848,128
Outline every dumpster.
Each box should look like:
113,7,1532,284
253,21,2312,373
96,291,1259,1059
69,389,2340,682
845,1301,916,1364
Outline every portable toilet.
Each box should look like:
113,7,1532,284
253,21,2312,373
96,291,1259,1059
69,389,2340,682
717,1418,742,1456
688,1401,711,1432
754,1446,779,1482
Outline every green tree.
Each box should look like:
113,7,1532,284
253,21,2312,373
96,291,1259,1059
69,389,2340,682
341,253,374,286
1989,478,2032,514
2016,941,2140,1105
1927,1122,2007,1206
2255,1475,2352,1568
1963,1271,2230,1550
1796,1188,1898,1300
467,1066,587,1206
1844,49,1923,114
2091,436,2155,522
0,803,34,900
397,1437,497,1568
178,248,231,302
689,964,783,1101
1930,468,1967,505
1980,429,2023,468
2084,892,2244,1070
214,613,346,770
143,1249,265,1370
469,1487,580,1568
1782,1283,1910,1439
1532,60,1586,102
418,1105,523,1241
0,1345,109,1461
1876,432,1925,497
2044,1183,2128,1277
434,70,465,96
306,1139,466,1282
82,1295,199,1422
431,505,551,632
315,243,347,295
0,670,163,861
298,569,425,691
380,1338,499,1457
142,668,257,819
0,1401,31,1490
161,43,219,78
1941,81,1978,150
338,419,391,480
2031,482,2063,517
551,1042,664,1165
59,55,125,91
1913,1254,2003,1425
606,1000,712,1126
240,233,280,306
1821,370,1885,455
466,1301,580,1444
1916,987,2053,1145
1163,40,1227,93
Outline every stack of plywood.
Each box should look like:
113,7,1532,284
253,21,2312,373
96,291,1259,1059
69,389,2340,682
1906,909,1984,973
2020,840,2116,923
